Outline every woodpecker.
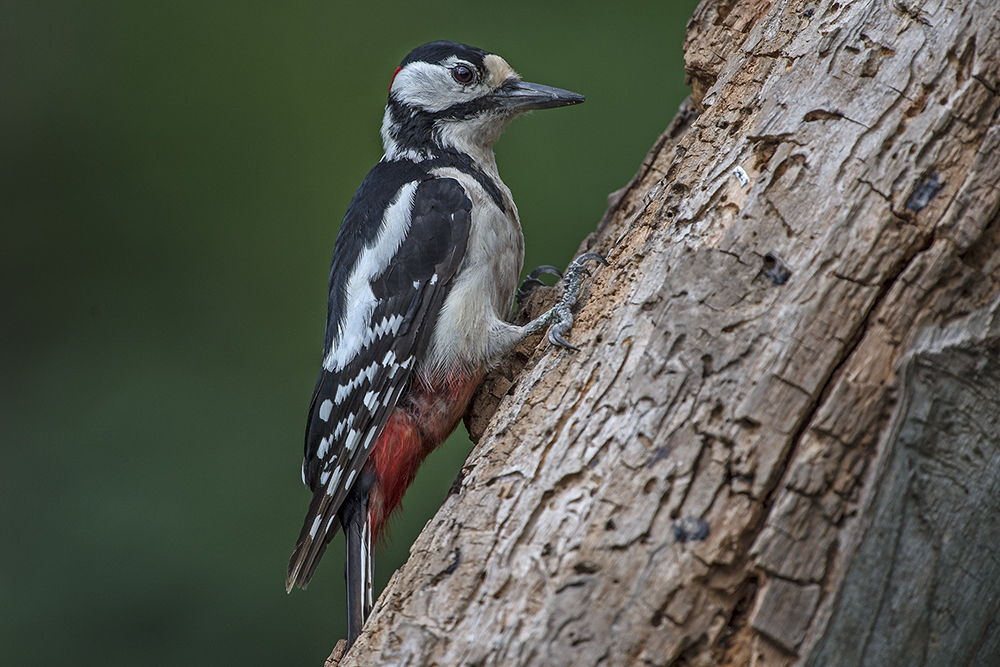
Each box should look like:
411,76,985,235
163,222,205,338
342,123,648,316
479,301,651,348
287,40,603,648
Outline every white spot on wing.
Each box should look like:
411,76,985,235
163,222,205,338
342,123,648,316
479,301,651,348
319,399,333,422
328,467,343,492
363,428,379,451
317,437,330,460
309,514,323,538
335,362,380,404
345,469,357,489
345,429,360,453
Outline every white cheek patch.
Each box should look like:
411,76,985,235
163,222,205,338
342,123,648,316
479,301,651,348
391,60,493,112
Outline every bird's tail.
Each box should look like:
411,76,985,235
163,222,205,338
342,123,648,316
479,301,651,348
286,487,341,592
344,504,374,648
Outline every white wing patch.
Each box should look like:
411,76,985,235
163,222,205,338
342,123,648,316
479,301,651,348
323,182,419,373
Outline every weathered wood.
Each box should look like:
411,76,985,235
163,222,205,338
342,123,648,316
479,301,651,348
334,0,1000,664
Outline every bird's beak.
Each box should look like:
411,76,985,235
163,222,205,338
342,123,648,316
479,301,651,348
497,80,585,112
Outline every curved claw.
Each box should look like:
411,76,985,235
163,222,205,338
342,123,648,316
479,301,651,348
517,265,565,302
529,265,564,280
561,253,607,287
573,252,608,267
548,326,579,351
516,278,546,302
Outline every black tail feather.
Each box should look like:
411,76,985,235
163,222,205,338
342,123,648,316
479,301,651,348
343,497,373,649
286,487,342,591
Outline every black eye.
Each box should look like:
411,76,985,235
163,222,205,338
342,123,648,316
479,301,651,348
452,65,474,84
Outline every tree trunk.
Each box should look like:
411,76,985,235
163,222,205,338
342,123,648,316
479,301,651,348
336,0,1000,664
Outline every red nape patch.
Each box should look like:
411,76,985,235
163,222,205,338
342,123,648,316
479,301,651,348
388,65,402,96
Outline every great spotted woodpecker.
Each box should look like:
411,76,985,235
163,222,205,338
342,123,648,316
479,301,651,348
286,41,603,648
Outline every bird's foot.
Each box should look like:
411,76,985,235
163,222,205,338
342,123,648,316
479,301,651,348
546,253,606,350
521,253,606,351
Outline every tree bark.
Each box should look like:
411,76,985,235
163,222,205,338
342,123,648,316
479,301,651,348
336,0,1000,664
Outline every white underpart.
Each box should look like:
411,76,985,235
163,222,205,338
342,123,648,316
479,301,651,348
324,182,418,372
423,163,525,374
435,112,513,166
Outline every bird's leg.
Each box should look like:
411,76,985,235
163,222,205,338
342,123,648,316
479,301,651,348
518,253,606,351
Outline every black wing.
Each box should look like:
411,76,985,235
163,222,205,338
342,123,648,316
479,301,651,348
287,174,472,589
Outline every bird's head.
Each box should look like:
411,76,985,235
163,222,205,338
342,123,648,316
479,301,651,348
381,41,584,162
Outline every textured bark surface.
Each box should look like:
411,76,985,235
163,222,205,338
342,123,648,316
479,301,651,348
337,0,1000,665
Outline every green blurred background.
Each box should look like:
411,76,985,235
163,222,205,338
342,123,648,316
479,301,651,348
1,1,698,664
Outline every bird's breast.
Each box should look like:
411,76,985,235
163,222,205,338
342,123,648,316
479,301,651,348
422,166,523,373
